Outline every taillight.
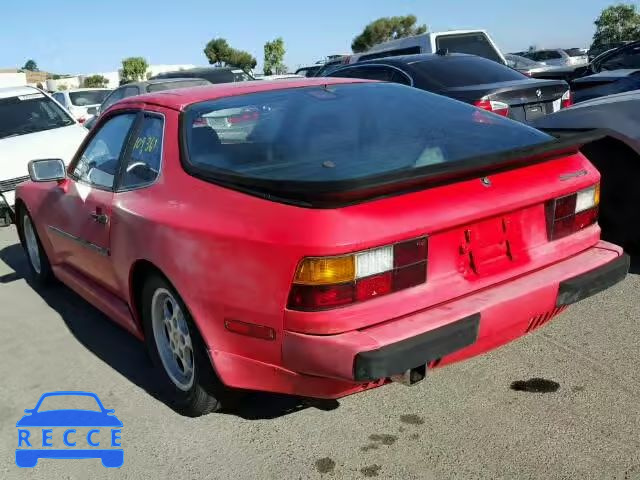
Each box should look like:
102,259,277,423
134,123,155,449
561,90,573,109
288,237,428,311
77,117,86,124
546,184,600,240
474,97,510,117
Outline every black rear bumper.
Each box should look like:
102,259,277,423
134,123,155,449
556,253,630,306
353,314,480,382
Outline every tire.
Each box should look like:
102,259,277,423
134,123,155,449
141,273,226,416
18,207,54,285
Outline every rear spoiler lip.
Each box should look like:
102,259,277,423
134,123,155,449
182,124,608,209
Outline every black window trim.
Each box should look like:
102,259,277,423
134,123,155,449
114,111,166,193
67,109,142,192
329,64,414,86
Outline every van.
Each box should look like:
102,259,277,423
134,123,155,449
350,30,506,65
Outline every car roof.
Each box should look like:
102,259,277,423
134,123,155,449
0,85,41,99
115,77,371,111
355,52,474,66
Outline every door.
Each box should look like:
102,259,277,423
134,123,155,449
45,112,138,291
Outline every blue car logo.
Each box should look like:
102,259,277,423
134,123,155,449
16,391,123,468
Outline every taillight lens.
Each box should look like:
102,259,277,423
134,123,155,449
561,90,573,109
474,97,510,117
546,184,600,240
288,237,428,311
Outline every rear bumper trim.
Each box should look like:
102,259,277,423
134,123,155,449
556,252,629,306
353,314,480,381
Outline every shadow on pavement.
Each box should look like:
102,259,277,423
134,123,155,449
0,241,338,420
629,255,640,275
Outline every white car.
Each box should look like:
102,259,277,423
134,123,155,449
51,88,112,124
0,86,87,207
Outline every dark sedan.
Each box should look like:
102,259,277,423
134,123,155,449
328,53,572,123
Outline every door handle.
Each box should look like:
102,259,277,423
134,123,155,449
90,211,109,225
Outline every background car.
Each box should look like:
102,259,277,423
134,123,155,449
351,30,507,64
294,66,322,77
84,78,211,129
588,41,631,61
505,54,584,82
150,66,253,83
328,53,572,123
532,90,640,250
524,49,589,67
571,69,640,103
588,40,640,73
51,88,112,124
14,78,626,417
0,86,86,206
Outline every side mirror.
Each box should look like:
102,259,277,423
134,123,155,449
23,409,34,414
28,159,66,183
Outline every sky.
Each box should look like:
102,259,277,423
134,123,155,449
0,0,624,74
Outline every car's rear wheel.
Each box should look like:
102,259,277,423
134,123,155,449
19,208,54,285
141,274,226,416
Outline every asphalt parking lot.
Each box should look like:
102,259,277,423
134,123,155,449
0,225,639,480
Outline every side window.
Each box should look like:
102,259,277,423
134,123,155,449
600,46,640,71
547,51,562,59
101,88,125,111
52,93,66,106
119,115,163,189
71,114,137,189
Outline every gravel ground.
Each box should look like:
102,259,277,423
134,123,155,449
1,225,638,480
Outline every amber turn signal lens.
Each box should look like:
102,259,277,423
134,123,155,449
293,256,355,285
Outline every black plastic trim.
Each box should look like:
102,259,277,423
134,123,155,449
353,313,480,381
556,253,629,306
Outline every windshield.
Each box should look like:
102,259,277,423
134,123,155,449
183,83,551,183
436,33,503,63
0,92,75,139
413,56,526,88
69,90,110,106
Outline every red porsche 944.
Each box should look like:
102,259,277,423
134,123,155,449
12,78,628,416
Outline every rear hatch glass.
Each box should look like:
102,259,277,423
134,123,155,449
412,56,526,88
435,33,503,63
146,79,210,92
182,82,555,203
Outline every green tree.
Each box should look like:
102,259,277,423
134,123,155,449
592,3,640,48
203,38,257,71
83,75,108,88
528,45,538,53
263,37,287,75
121,57,149,83
351,15,427,53
22,59,38,71
204,38,232,66
57,84,67,91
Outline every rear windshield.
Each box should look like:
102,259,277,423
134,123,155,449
564,48,585,57
0,92,75,139
436,33,503,63
182,83,551,183
146,79,210,92
69,90,110,106
413,56,526,88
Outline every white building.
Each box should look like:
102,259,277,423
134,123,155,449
0,71,27,88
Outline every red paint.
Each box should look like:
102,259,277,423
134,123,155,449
15,78,624,399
